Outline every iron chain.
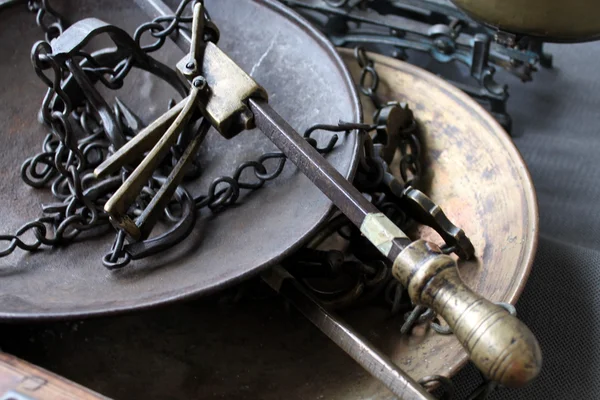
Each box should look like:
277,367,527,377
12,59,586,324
4,0,342,268
28,0,67,41
6,3,500,398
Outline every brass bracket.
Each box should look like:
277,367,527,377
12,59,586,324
99,3,268,239
176,42,268,139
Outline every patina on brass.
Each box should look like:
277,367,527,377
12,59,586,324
175,42,268,138
393,240,541,388
185,1,206,77
174,2,269,139
103,82,202,239
113,2,541,387
249,95,542,387
339,48,540,388
100,2,268,239
451,0,600,42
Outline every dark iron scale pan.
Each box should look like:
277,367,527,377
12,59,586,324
0,0,362,320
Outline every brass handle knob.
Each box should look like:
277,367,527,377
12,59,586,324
392,240,542,388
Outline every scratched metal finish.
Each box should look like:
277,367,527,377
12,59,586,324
341,49,538,384
0,0,361,319
0,51,537,400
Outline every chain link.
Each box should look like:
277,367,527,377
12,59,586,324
0,1,197,263
355,46,380,107
1,0,345,268
0,35,115,257
288,48,499,400
28,0,68,41
354,47,423,191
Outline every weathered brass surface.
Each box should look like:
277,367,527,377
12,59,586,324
250,65,540,386
174,1,266,140
339,48,539,385
175,41,268,138
249,94,539,386
94,100,186,178
393,240,541,388
103,83,201,239
187,2,205,74
451,0,600,42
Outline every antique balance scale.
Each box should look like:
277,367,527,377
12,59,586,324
0,0,597,398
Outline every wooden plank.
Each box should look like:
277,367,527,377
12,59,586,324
0,353,109,400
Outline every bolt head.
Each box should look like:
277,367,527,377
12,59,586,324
192,76,207,89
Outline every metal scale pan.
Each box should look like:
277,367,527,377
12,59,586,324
450,0,600,42
0,0,361,320
0,50,538,399
338,49,538,383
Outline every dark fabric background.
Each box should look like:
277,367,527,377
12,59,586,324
452,42,600,399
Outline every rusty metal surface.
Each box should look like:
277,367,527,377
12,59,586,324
0,0,361,320
0,51,538,400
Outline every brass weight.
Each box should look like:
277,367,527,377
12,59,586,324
339,48,541,386
393,240,541,387
451,0,600,42
101,0,542,385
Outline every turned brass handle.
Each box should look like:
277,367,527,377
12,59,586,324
392,240,542,388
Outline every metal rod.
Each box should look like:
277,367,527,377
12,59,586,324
189,2,205,67
262,266,434,400
136,0,543,389
249,99,373,225
133,2,426,397
249,98,412,261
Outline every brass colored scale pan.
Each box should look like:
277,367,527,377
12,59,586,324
132,0,542,390
451,0,600,42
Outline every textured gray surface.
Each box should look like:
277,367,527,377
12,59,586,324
452,41,600,399
0,0,361,319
